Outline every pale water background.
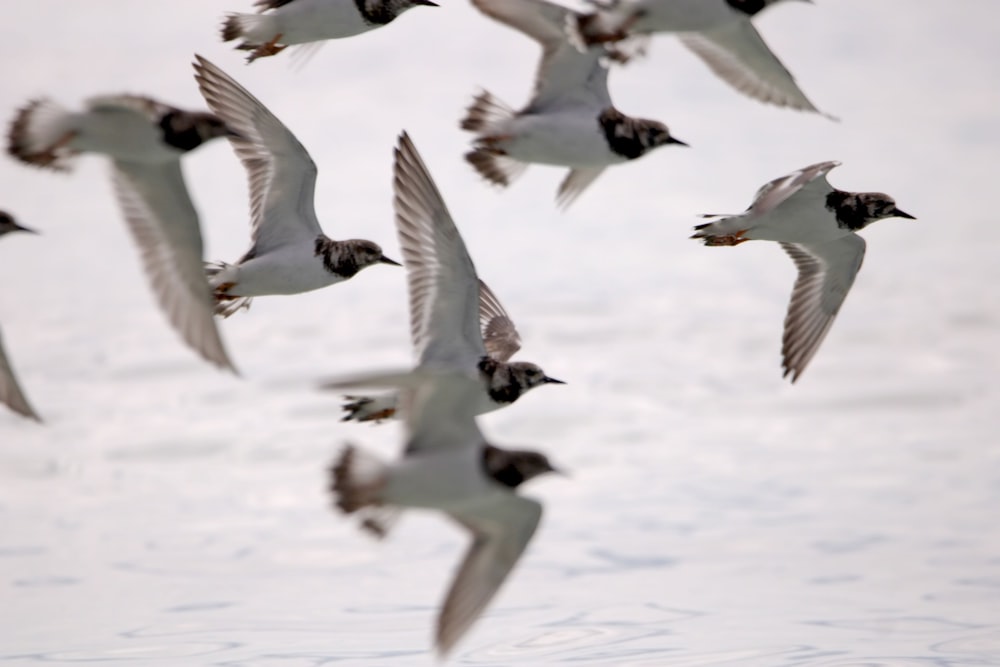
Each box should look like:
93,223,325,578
1,1,999,665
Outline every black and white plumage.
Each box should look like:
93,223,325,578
327,367,559,656
221,0,438,63
461,0,687,208
192,56,398,318
340,133,563,423
0,211,41,421
576,0,827,115
692,161,915,382
5,95,238,371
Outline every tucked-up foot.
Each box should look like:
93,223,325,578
341,396,397,423
247,34,287,63
701,230,748,246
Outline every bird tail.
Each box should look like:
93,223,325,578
328,444,399,539
464,149,527,189
460,89,515,134
340,394,399,423
204,260,252,317
6,98,78,171
220,12,272,49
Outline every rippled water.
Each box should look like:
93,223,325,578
2,1,999,665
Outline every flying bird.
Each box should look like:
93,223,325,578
221,0,438,63
462,0,687,208
340,132,564,423
574,0,828,115
328,366,559,656
6,93,238,371
692,160,915,381
192,56,399,318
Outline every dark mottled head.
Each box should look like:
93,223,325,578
159,111,239,153
508,362,565,391
352,239,401,268
482,444,561,489
0,211,37,236
726,0,808,17
827,190,915,231
599,110,687,160
360,0,437,24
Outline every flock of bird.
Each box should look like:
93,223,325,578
0,0,916,658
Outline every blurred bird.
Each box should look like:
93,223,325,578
221,0,438,63
692,160,915,381
573,0,828,115
192,56,399,318
6,94,238,371
339,132,564,424
462,0,687,208
0,211,41,421
328,367,559,656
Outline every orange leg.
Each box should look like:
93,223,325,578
247,34,287,63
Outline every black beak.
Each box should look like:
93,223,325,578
13,222,39,234
548,464,569,477
543,376,566,385
668,136,689,147
414,0,438,5
891,208,916,220
379,255,402,266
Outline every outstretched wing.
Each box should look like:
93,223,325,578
437,494,543,656
477,279,521,363
472,0,612,112
0,328,41,421
193,55,322,256
112,160,235,371
748,160,840,216
780,235,866,382
393,132,486,370
679,19,823,114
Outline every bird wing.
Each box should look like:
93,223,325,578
556,166,608,210
111,160,235,371
471,0,612,112
477,279,522,363
393,132,487,371
679,19,820,113
437,494,543,656
0,328,41,421
192,55,322,256
748,160,840,216
780,235,866,382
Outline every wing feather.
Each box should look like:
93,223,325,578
192,56,321,256
477,279,521,363
112,160,235,371
0,328,41,421
780,236,866,382
680,20,820,113
393,132,486,371
471,0,612,111
437,495,543,656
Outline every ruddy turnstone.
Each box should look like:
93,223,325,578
0,211,41,421
462,0,687,208
339,132,564,423
327,368,560,656
574,0,826,114
221,0,438,63
5,95,238,371
691,160,915,381
192,56,399,318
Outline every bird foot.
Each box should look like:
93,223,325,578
703,231,748,246
247,34,287,63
